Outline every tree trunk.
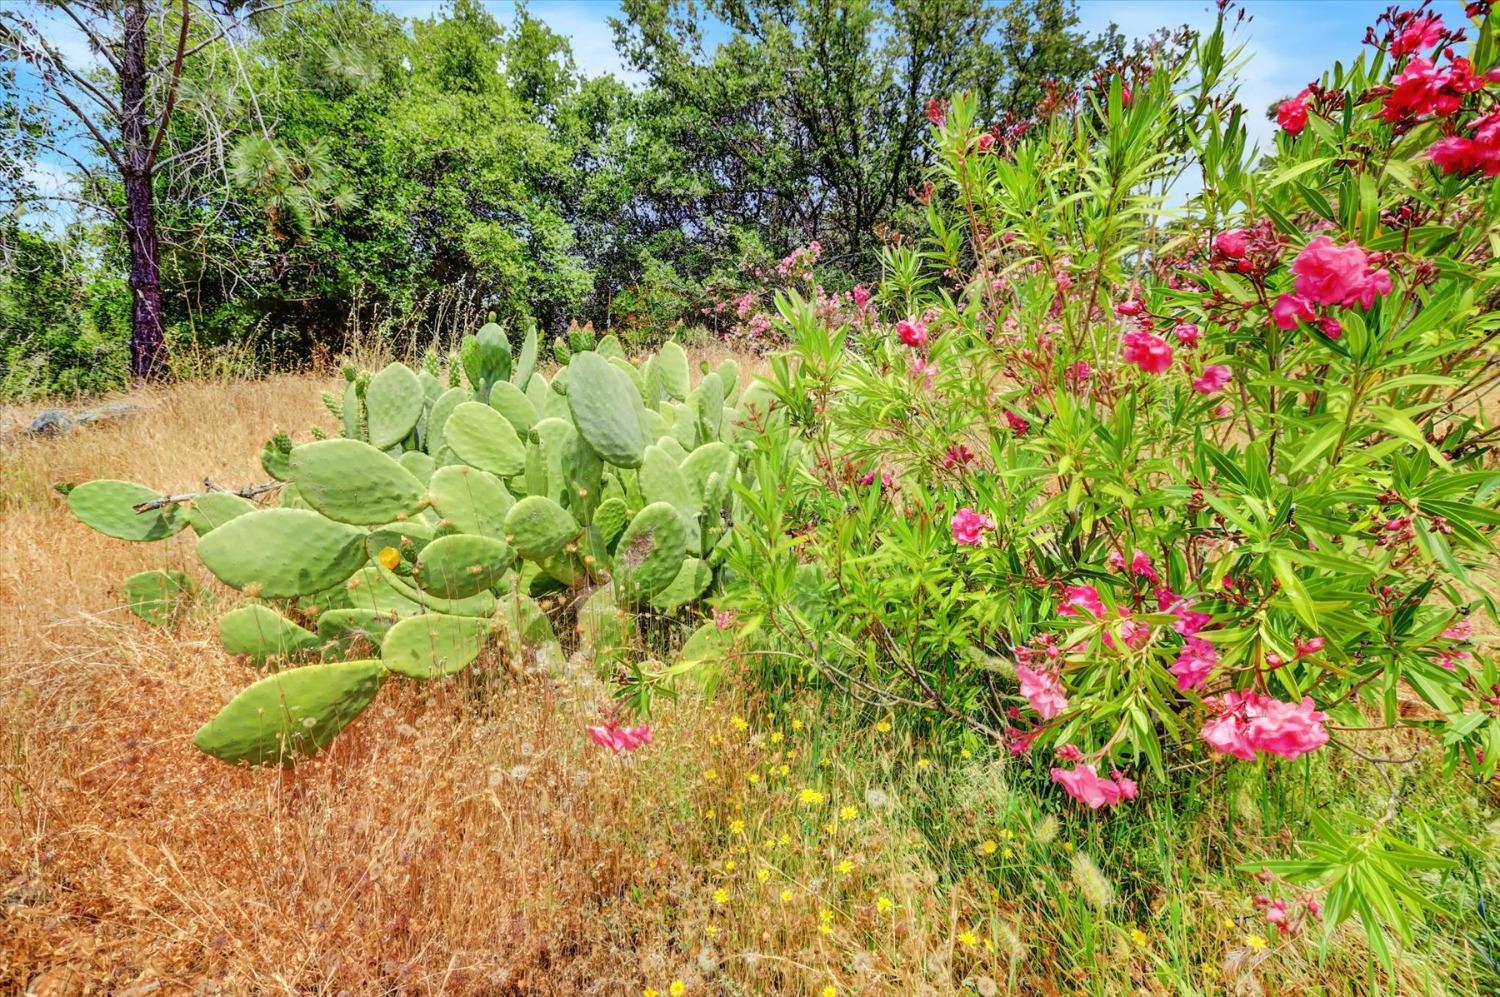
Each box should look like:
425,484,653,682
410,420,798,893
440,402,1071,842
121,0,167,380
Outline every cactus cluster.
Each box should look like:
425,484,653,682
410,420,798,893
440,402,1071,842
551,320,597,364
67,319,762,767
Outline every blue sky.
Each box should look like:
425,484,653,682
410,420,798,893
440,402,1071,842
13,0,1474,223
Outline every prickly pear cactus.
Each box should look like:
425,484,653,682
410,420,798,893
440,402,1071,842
64,321,762,767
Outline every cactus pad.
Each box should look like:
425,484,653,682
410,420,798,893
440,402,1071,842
68,480,186,542
197,508,369,598
613,502,688,599
567,352,647,468
219,604,320,663
428,465,513,538
504,495,581,560
381,613,490,678
364,362,424,449
123,569,195,625
413,533,513,599
192,660,387,766
443,401,527,477
290,438,427,525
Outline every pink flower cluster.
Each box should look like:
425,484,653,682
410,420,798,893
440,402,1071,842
1278,88,1310,135
950,507,995,546
1057,583,1105,618
897,317,928,348
1016,663,1067,719
1273,237,1391,335
1122,328,1173,373
1171,637,1219,690
1050,763,1138,809
1200,690,1329,761
1430,111,1500,176
1379,54,1495,125
587,721,653,753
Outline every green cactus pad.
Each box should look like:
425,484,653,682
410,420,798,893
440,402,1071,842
289,438,427,525
553,335,573,364
443,401,527,476
694,371,725,442
668,402,698,450
504,495,580,560
596,333,625,360
532,417,579,504
192,660,387,766
640,444,699,525
609,356,645,396
317,607,401,655
341,382,361,439
413,533,513,599
567,352,647,468
381,613,490,679
614,502,688,600
640,355,663,408
123,569,195,625
424,386,469,457
366,519,434,563
524,370,550,411
365,362,424,449
197,508,368,598
489,380,538,436
717,359,739,399
67,480,187,542
219,604,320,663
657,340,690,400
398,450,436,485
260,440,293,481
494,591,558,659
681,442,736,508
578,583,627,657
374,560,499,617
428,465,513,538
651,556,712,610
592,496,630,545
344,565,424,615
186,492,256,535
476,321,513,389
674,620,735,692
514,323,538,389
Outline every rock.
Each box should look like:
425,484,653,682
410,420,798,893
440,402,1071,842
27,410,74,435
28,402,140,436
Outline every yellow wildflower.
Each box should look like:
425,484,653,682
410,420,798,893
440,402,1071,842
876,896,894,914
669,983,685,997
713,887,728,905
875,720,891,733
756,868,770,883
979,839,998,856
958,931,978,947
705,924,718,938
1001,847,1014,859
1246,934,1268,952
770,731,784,743
703,768,718,782
819,908,834,923
792,718,804,730
1130,928,1148,946
839,805,858,821
836,859,854,874
778,764,790,776
730,819,745,835
731,716,748,731
822,987,837,997
799,787,825,805
724,860,737,872
746,773,759,784
644,989,659,997
780,888,794,902
818,923,833,935
915,758,932,771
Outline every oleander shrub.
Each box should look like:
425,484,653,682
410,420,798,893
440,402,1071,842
720,4,1500,964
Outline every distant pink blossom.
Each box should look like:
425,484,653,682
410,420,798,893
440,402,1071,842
1171,637,1219,689
950,507,995,546
587,722,653,753
976,132,995,153
897,318,929,348
1122,329,1174,373
1213,229,1249,259
1016,663,1068,719
851,285,872,310
1277,94,1309,135
1173,322,1201,346
1192,364,1232,395
1392,14,1444,57
1004,410,1029,434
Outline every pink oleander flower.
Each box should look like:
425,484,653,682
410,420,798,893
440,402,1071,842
587,721,653,753
897,317,929,348
1213,229,1249,259
1272,293,1317,330
1115,299,1144,317
1290,236,1392,309
1128,550,1158,583
1277,94,1309,135
1116,615,1153,650
1058,583,1105,618
1016,663,1068,719
1065,361,1090,385
1294,636,1325,657
1192,364,1232,395
1200,690,1329,761
1171,637,1219,690
1004,410,1029,435
714,609,736,630
1055,743,1084,762
950,507,995,546
1265,898,1292,934
1050,763,1136,809
909,356,938,385
1392,14,1444,57
858,467,894,489
1121,329,1174,373
1173,321,1201,346
942,443,974,469
851,284,872,310
1319,315,1342,339
926,97,946,126
976,132,995,153
1443,618,1473,641
1110,768,1138,800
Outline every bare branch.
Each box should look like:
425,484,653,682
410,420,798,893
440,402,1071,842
144,0,190,171
133,479,282,512
57,2,123,72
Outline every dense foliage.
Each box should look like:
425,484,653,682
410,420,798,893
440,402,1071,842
1,0,1113,398
718,4,1500,966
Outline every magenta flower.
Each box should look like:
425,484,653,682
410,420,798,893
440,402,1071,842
1291,236,1391,309
1192,364,1232,395
1277,95,1309,135
1121,329,1174,374
897,318,929,348
1057,584,1105,618
1271,293,1317,330
587,721,653,754
1170,637,1219,690
1200,690,1329,761
950,507,995,546
1392,14,1444,56
1016,663,1067,719
1173,321,1201,346
1213,229,1249,259
1050,763,1136,809
851,284,872,310
1004,410,1029,435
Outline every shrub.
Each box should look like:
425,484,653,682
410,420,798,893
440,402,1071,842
723,5,1500,965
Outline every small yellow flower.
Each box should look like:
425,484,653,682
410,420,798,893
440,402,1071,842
644,989,659,997
1246,933,1268,952
1001,847,1014,859
818,923,833,935
746,773,760,784
703,768,718,782
730,819,745,835
377,546,401,570
875,720,892,733
1002,828,1015,840
776,833,791,847
1221,917,1235,929
979,839,998,856
792,718,804,730
839,805,858,821
960,748,972,759
1130,928,1148,946
876,896,894,914
780,888,793,902
819,908,834,923
778,764,790,776
822,987,837,997
669,982,685,997
1063,842,1074,854
724,860,737,872
756,868,770,883
836,859,854,874
705,924,718,937
958,930,978,947
731,716,748,731
713,887,728,905
915,758,932,771
822,822,837,835
799,788,825,805
770,731,784,743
